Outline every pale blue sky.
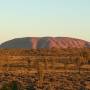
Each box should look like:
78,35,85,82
0,0,90,43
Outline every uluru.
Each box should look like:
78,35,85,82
0,37,90,49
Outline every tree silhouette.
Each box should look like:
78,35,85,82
10,80,22,90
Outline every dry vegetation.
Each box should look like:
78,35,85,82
0,48,90,90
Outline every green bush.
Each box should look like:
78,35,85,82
1,82,11,90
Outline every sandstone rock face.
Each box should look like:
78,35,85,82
0,37,90,48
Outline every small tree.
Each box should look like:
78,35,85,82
10,80,22,90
